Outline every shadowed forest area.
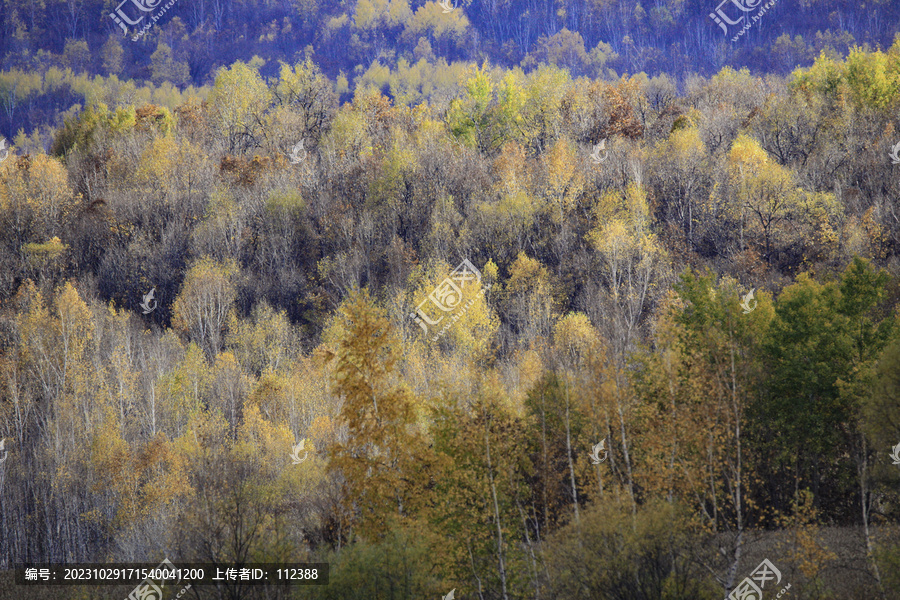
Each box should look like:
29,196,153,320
2,1,900,599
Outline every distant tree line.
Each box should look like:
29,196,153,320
0,0,896,141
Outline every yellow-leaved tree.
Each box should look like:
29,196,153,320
475,141,540,262
588,182,669,358
155,342,210,436
24,155,77,238
207,60,272,153
648,125,709,247
172,258,238,359
499,252,556,350
131,136,210,220
406,258,498,361
587,183,670,513
727,133,839,263
0,154,77,243
268,57,338,152
320,290,431,540
541,137,585,222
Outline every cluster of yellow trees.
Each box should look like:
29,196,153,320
2,43,900,599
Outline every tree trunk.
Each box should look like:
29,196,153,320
484,418,510,600
858,435,887,600
564,381,580,522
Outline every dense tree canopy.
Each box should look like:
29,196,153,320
2,23,900,600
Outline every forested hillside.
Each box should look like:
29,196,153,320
0,0,899,143
2,3,900,599
2,0,898,84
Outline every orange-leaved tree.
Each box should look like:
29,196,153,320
320,289,430,540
